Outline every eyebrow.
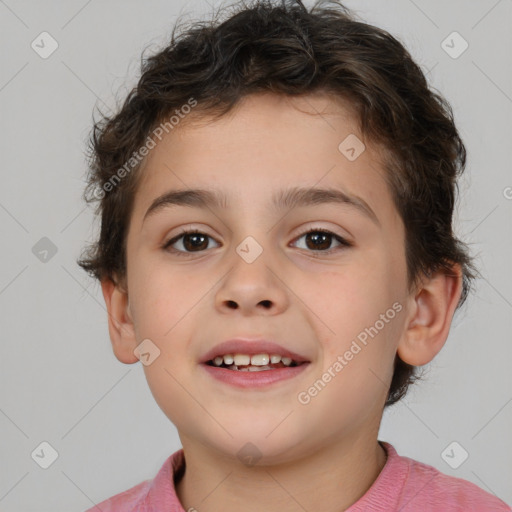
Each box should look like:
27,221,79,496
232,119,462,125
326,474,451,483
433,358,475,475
142,186,379,226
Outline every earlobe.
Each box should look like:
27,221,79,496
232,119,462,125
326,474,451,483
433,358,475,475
100,276,140,364
397,264,463,367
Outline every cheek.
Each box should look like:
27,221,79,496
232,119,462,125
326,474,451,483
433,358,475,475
296,301,402,434
307,260,395,335
303,259,403,385
142,359,209,438
128,259,199,338
131,265,207,432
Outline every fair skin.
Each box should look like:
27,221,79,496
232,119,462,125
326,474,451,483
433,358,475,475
101,92,462,512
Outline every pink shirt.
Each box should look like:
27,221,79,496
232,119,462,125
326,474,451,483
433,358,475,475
85,441,511,511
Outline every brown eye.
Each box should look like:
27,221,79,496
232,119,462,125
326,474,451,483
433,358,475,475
304,231,332,250
163,229,219,256
291,228,351,254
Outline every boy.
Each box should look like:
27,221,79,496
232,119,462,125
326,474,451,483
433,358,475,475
78,0,511,510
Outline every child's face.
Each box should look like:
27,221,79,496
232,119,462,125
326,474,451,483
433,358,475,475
115,92,413,462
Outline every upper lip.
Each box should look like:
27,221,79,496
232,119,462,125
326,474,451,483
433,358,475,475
199,338,310,364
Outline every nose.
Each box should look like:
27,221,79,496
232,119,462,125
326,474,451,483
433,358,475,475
214,251,289,316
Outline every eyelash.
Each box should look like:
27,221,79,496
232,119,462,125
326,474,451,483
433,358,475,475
162,227,352,257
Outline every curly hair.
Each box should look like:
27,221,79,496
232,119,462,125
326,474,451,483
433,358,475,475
77,0,478,407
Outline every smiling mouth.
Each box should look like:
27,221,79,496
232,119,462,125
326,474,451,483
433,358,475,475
205,353,306,372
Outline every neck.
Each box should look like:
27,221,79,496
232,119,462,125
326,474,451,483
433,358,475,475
175,432,387,512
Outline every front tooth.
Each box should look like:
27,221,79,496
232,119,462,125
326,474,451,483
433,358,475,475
233,354,251,366
223,354,234,365
213,356,224,366
281,356,292,366
270,354,281,364
251,354,270,366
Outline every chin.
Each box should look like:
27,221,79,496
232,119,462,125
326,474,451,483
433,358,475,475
195,422,308,467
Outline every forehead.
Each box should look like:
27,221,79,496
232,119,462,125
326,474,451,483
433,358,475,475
130,92,396,228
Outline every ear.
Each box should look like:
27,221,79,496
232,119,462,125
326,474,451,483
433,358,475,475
397,264,463,366
100,275,140,364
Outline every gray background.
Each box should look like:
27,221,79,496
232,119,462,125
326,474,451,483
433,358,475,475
0,0,511,510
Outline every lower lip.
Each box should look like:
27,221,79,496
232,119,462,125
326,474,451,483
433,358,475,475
201,363,310,388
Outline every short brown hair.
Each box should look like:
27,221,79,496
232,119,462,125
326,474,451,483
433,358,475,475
77,0,478,406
